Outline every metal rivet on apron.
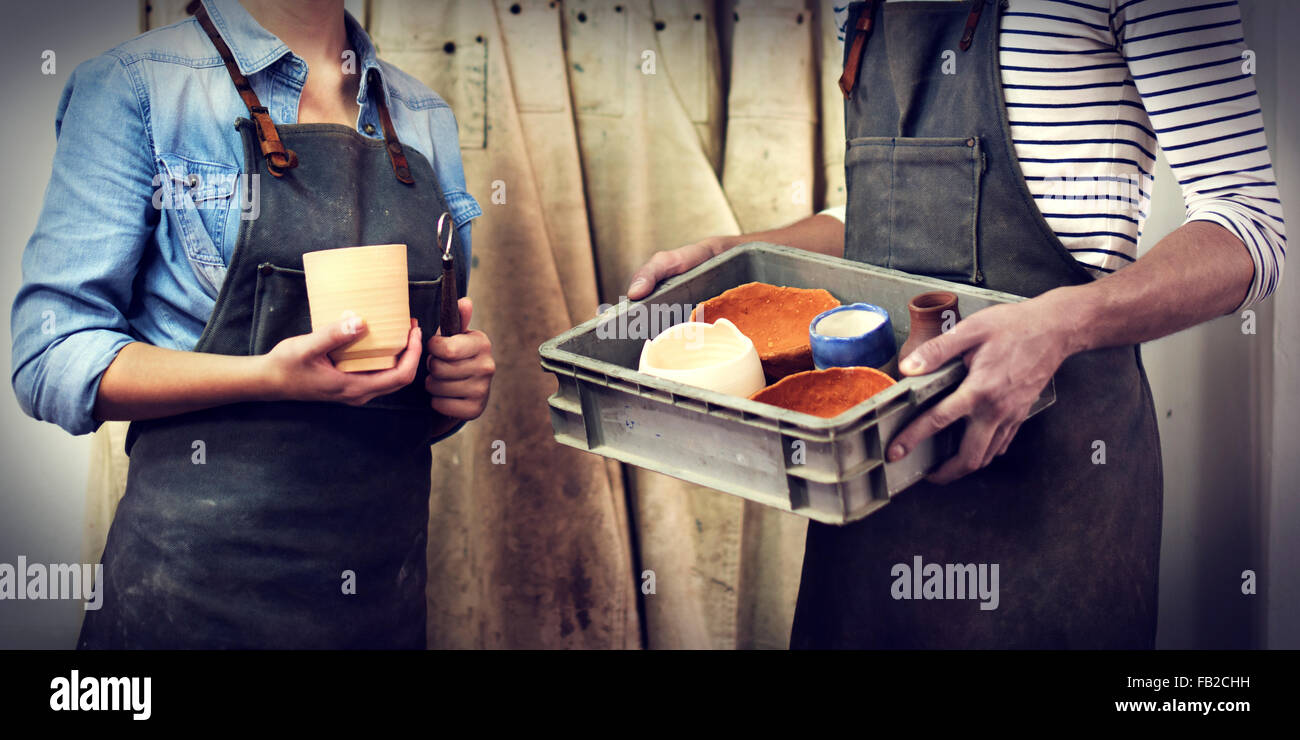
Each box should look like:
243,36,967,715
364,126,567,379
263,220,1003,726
396,166,411,181
966,138,975,147
364,123,376,135
388,141,403,155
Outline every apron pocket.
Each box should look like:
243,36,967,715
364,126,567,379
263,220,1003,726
370,277,445,412
250,262,444,412
845,136,983,284
250,262,311,356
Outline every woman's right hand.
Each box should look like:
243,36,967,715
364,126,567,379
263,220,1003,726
262,317,423,405
626,236,736,300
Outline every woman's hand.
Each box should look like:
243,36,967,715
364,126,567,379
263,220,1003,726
425,297,494,420
887,290,1080,484
263,316,423,405
627,236,734,300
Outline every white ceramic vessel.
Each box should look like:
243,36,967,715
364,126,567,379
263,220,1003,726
638,319,766,397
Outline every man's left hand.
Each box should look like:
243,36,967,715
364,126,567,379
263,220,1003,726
887,291,1077,484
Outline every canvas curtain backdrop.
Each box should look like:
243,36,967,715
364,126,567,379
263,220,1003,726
85,0,846,649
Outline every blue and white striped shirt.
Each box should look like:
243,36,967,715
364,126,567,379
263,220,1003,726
830,0,1285,310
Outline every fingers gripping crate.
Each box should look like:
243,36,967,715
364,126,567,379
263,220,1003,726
538,243,1055,525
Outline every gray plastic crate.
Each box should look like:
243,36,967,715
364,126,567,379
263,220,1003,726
538,243,1055,525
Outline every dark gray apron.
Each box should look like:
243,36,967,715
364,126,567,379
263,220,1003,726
790,0,1163,648
78,9,466,649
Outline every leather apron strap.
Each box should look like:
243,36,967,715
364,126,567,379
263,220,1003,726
193,1,413,184
839,0,985,98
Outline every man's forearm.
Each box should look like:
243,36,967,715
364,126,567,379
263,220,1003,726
716,213,847,258
1049,221,1256,355
726,215,1255,353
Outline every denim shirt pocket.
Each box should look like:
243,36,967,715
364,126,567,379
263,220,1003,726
157,153,240,292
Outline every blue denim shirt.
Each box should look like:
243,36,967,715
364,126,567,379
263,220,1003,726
11,0,481,435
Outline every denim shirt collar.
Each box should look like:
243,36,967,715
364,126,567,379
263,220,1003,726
200,0,387,107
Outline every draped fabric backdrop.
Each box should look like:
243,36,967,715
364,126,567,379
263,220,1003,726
86,0,845,648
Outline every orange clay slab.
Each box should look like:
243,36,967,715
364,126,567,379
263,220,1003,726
748,366,897,419
691,282,840,380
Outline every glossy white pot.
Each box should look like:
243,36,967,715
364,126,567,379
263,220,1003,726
638,318,766,398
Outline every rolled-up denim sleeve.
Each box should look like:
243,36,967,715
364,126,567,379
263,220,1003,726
428,104,481,269
10,52,158,436
424,105,479,445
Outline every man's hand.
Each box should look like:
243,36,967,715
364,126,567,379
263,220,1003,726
425,297,494,420
887,291,1079,484
627,237,734,300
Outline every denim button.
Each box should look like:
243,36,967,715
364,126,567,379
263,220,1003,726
364,123,376,135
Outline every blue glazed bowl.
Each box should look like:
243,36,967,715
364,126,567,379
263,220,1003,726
809,302,897,371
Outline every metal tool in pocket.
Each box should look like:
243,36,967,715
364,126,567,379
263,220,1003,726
435,212,462,337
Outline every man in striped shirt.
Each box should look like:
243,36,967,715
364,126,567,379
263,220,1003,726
626,0,1285,648
632,0,1284,491
828,0,1284,302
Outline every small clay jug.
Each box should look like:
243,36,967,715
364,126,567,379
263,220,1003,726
900,291,960,361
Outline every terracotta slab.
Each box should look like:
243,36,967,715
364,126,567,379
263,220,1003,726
692,282,840,379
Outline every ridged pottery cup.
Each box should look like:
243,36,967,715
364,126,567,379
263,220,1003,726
900,290,960,362
638,319,766,397
302,243,410,372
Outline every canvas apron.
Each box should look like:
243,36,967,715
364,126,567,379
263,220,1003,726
78,7,466,649
790,0,1163,648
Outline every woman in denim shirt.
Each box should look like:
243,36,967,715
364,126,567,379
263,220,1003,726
11,0,494,648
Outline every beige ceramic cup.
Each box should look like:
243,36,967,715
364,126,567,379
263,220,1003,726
302,243,410,372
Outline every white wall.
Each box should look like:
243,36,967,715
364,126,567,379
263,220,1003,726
1140,0,1296,649
0,0,140,650
1260,0,1300,650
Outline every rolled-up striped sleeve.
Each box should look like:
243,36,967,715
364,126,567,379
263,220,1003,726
1116,0,1286,310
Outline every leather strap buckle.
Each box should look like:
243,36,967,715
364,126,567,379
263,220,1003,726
194,3,298,178
960,0,987,52
838,0,878,99
369,69,414,184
